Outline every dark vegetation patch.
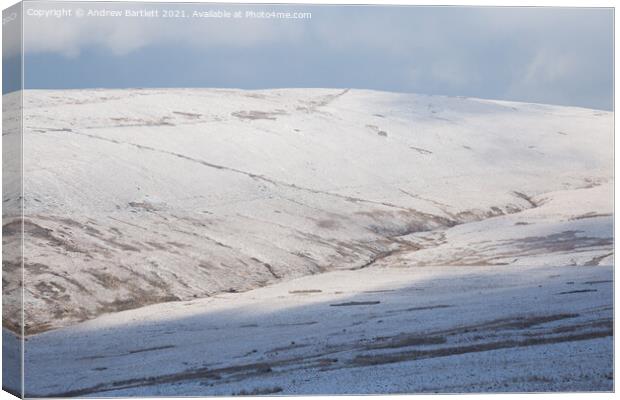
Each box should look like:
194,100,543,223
351,330,612,367
509,231,612,254
146,241,168,250
330,301,381,307
233,386,283,396
97,294,181,314
243,93,266,99
101,237,141,252
34,281,68,301
128,345,176,355
512,191,538,208
128,201,160,212
5,219,85,253
555,289,598,295
25,262,89,292
249,257,280,279
363,289,396,294
2,318,22,335
267,342,310,354
367,335,446,350
23,322,54,336
110,116,174,127
87,270,124,289
441,313,580,333
549,318,612,334
584,252,614,266
39,358,282,397
273,321,318,327
583,280,612,285
2,260,21,273
315,219,340,229
570,212,612,220
409,146,433,155
172,111,202,119
385,304,452,315
289,289,322,294
231,110,287,120
36,216,103,237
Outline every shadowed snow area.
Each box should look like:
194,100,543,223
0,88,613,394
23,263,613,396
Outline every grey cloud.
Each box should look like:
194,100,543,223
20,3,613,110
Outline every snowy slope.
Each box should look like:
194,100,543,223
23,220,613,396
21,181,614,395
1,88,613,334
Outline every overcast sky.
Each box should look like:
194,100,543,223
9,2,615,110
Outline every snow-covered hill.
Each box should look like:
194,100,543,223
2,88,613,335
21,183,613,395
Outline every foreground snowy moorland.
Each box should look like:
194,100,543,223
1,88,613,394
